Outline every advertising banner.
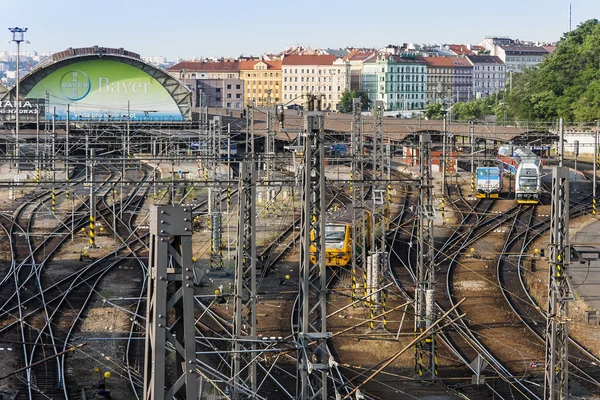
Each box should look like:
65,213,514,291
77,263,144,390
25,60,185,121
0,99,45,122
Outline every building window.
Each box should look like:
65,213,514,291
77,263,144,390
227,93,232,98
216,88,221,93
227,84,231,89
236,94,241,98
216,97,221,102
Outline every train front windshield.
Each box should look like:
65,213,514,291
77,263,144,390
478,168,500,180
325,225,346,249
518,168,538,190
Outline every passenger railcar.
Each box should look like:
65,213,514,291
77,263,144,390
476,161,504,198
515,157,542,203
498,145,542,204
310,204,372,267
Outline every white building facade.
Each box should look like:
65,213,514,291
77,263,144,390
282,54,350,110
466,55,506,98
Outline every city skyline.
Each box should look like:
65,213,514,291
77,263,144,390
2,0,599,60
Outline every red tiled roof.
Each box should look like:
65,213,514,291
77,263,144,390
448,57,472,67
421,57,454,67
282,54,338,65
239,59,282,70
343,50,376,61
448,44,474,55
543,45,557,54
167,60,240,72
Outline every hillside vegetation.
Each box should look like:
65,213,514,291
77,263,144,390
427,19,600,124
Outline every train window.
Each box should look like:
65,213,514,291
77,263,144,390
325,225,346,242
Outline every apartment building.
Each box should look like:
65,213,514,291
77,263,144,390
281,54,350,110
343,49,376,91
497,45,548,73
361,54,427,111
422,57,455,105
466,55,506,98
167,60,244,109
449,57,473,102
239,59,282,106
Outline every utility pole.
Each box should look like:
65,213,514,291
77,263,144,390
573,140,579,192
415,134,436,377
35,105,40,183
88,148,96,248
594,122,598,217
265,108,274,212
65,104,70,200
297,110,331,399
209,116,223,269
9,27,27,174
558,118,564,167
351,98,365,307
120,126,125,218
143,205,197,400
441,111,448,224
246,101,255,155
470,121,475,193
368,100,386,328
544,166,571,400
232,160,257,398
51,109,56,214
127,100,131,163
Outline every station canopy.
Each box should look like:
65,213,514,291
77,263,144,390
0,46,192,122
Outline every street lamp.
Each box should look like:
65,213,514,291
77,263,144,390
9,27,28,173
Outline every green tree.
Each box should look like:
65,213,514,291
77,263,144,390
339,89,371,113
455,19,600,124
505,19,600,122
424,102,443,120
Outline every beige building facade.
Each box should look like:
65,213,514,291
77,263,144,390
239,60,282,106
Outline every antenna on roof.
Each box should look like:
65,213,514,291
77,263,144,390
569,4,572,32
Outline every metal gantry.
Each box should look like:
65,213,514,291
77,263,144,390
297,111,331,400
232,160,258,398
144,205,197,400
544,166,571,400
415,134,437,377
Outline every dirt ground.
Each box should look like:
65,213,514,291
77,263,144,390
526,214,600,357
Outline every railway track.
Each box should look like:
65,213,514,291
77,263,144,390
497,190,600,395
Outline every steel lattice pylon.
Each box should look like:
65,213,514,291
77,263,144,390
544,166,571,400
297,112,331,400
144,206,197,400
351,99,366,306
209,116,224,269
415,134,437,377
232,160,258,398
371,101,386,253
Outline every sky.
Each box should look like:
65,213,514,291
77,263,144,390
2,0,600,61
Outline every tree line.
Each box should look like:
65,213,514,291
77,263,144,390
424,19,600,125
